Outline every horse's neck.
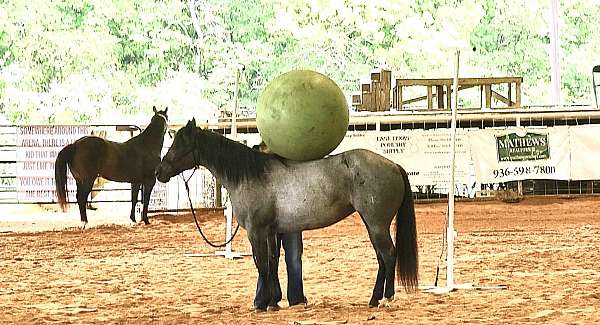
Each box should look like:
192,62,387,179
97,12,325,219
194,134,230,185
193,130,252,190
133,122,165,151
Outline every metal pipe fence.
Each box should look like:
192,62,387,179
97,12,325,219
2,108,600,208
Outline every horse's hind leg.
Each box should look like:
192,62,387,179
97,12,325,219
369,254,386,307
129,183,141,223
76,179,94,228
364,219,397,307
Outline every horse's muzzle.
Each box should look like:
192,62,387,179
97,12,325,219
155,164,171,183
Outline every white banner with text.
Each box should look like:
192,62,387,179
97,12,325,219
468,126,571,183
332,129,478,196
569,124,600,180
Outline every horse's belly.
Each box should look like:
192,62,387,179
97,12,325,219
275,203,355,233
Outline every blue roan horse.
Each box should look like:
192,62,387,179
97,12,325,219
156,119,418,310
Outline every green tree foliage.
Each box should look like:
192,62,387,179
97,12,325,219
0,0,598,124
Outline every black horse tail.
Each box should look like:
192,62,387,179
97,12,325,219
396,166,419,292
55,143,76,211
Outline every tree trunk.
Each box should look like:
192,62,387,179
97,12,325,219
188,0,204,74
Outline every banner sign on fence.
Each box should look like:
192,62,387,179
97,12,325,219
569,124,600,180
332,128,478,196
496,132,550,162
16,125,90,202
469,126,570,183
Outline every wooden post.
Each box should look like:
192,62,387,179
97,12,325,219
427,86,433,110
392,86,398,110
516,79,522,108
398,85,403,111
508,82,513,107
361,84,371,111
436,85,444,109
446,84,452,110
381,70,391,111
351,94,362,111
484,84,492,109
372,72,381,111
363,93,372,112
480,85,483,108
372,81,380,112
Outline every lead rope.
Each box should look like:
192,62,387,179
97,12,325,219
181,157,240,248
433,205,449,286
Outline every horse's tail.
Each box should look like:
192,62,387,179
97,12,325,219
55,143,76,211
396,166,419,292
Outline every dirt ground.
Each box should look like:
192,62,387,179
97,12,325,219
1,196,599,324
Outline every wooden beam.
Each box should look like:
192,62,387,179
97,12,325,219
395,77,523,87
491,90,513,106
401,85,477,106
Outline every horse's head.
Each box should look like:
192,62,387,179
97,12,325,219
151,106,169,135
156,118,197,183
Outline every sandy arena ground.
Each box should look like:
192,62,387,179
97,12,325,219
1,196,599,324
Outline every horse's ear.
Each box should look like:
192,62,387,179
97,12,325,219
186,119,196,129
164,107,168,114
153,106,157,113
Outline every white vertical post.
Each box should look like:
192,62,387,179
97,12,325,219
231,68,239,139
188,66,247,259
549,0,561,107
420,50,507,294
516,117,523,195
447,50,460,288
223,67,240,258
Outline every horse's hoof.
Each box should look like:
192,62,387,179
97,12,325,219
143,219,150,225
81,221,88,230
288,303,307,310
378,297,394,308
253,306,267,313
368,298,379,308
266,304,280,312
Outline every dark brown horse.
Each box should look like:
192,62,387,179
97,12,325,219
55,107,168,226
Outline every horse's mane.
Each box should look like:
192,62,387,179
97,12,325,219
127,113,167,149
196,128,276,185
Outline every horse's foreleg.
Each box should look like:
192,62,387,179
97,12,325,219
140,180,155,225
249,228,277,311
266,232,280,311
129,183,141,223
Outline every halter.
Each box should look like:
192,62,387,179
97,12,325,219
155,112,168,123
154,113,169,135
173,132,241,248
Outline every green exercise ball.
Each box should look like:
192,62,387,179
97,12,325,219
256,70,349,161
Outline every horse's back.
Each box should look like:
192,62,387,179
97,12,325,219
259,149,406,233
341,149,407,217
70,136,108,171
71,136,158,183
